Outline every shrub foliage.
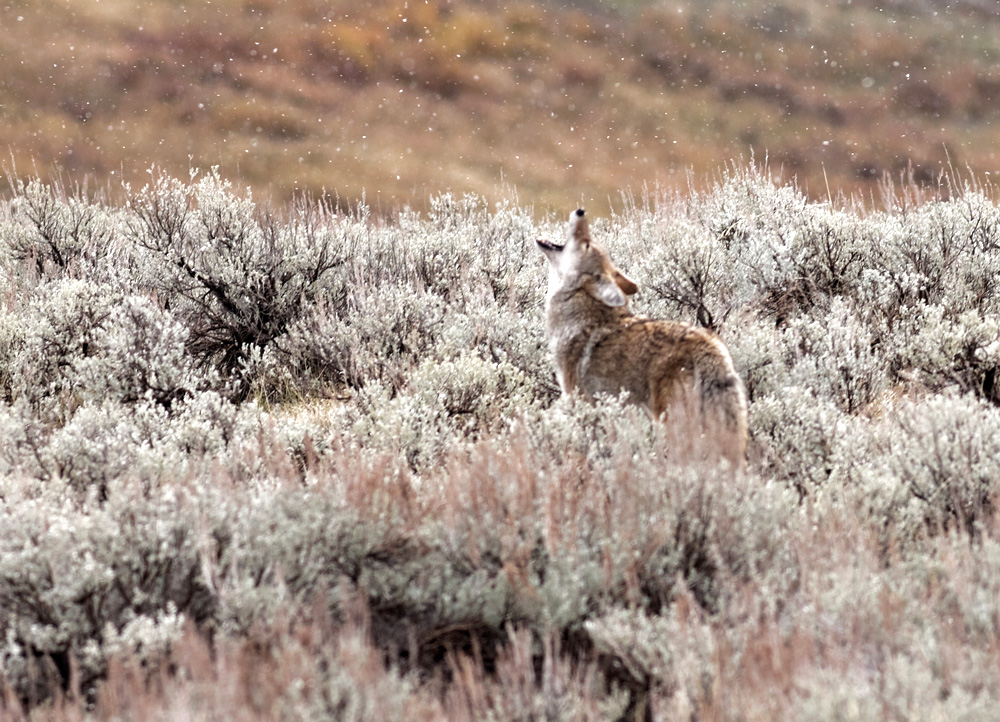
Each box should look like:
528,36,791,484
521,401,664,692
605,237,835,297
3,167,1000,719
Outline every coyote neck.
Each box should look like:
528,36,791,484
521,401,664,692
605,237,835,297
545,290,632,394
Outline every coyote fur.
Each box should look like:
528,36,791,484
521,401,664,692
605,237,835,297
537,209,748,467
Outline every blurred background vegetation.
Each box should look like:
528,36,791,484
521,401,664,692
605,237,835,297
3,0,1000,213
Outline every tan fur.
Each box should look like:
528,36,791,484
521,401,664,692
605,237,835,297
537,209,748,468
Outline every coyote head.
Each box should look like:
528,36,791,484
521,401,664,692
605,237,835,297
536,208,638,307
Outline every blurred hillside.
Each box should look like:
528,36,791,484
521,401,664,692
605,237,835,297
3,0,1000,212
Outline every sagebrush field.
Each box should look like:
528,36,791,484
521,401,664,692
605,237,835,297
2,166,1000,720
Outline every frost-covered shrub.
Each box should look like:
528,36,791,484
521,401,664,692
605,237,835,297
73,294,207,407
751,386,855,492
859,394,1000,540
469,199,546,312
388,193,541,311
125,170,350,398
724,315,782,403
349,352,535,468
780,298,888,413
400,194,483,299
279,284,446,393
410,352,534,425
613,169,853,338
521,393,656,470
784,209,872,302
0,391,252,503
91,611,449,722
1,279,118,420
848,198,1000,401
687,169,880,324
0,402,51,485
44,402,168,497
689,166,812,318
3,178,116,277
630,216,736,331
0,479,214,699
430,402,797,619
876,303,1000,401
260,192,543,400
436,303,555,401
0,280,210,420
868,195,1000,312
211,484,425,635
585,604,716,717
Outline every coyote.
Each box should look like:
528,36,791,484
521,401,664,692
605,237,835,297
537,209,748,467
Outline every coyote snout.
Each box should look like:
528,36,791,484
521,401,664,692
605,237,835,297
537,208,748,467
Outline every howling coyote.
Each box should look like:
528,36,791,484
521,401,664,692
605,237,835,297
537,209,748,467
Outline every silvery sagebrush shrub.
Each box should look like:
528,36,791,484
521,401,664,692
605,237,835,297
520,392,655,470
724,314,784,403
775,521,1000,719
0,403,42,481
0,475,214,700
867,195,1000,398
428,400,799,621
687,165,812,317
882,302,1000,400
0,389,254,506
391,193,541,310
626,214,737,332
72,293,208,408
208,481,426,637
615,167,871,334
42,401,170,498
278,282,447,394
2,177,116,278
392,195,480,299
1,278,118,421
347,351,536,469
857,194,1000,367
411,350,536,424
212,402,795,666
857,393,1000,542
113,614,449,722
780,296,888,414
124,168,351,399
470,198,545,313
868,194,1000,312
435,302,555,401
782,207,871,302
0,309,21,406
584,601,716,717
0,277,213,424
750,385,859,495
377,194,506,306
692,524,1000,721
581,500,1000,721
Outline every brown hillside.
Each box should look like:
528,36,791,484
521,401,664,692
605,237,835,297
3,0,1000,212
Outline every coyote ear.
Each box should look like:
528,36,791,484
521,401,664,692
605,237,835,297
614,268,639,296
591,274,628,307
